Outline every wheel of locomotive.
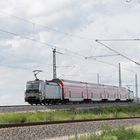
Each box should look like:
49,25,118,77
29,102,33,105
43,102,46,105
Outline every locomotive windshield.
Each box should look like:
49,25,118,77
26,81,40,91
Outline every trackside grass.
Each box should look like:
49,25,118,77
0,104,140,124
69,126,140,140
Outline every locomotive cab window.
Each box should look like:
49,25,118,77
26,81,40,91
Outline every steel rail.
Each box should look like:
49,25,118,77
0,116,140,129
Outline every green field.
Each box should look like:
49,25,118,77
69,126,140,140
0,104,140,124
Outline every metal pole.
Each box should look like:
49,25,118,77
119,63,122,87
53,48,57,79
135,74,138,102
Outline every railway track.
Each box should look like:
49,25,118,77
0,116,140,129
0,102,137,113
0,116,140,140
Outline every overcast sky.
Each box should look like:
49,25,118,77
0,0,140,105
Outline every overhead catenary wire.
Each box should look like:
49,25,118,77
0,28,136,73
2,11,140,45
85,57,117,67
85,56,134,72
97,39,140,42
0,10,139,88
85,54,120,59
1,11,140,62
95,40,140,65
0,28,56,49
0,11,93,41
0,28,86,58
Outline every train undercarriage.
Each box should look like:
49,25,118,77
27,98,133,106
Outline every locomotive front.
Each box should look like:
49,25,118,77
25,80,44,105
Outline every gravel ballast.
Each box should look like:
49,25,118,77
0,118,140,140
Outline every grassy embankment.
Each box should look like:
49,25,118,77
0,104,140,124
69,126,140,140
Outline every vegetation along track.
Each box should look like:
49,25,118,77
0,102,137,113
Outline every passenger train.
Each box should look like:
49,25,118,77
25,78,134,105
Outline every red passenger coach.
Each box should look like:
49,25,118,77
52,79,134,103
61,80,87,102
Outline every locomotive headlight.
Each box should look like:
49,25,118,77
27,92,34,97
